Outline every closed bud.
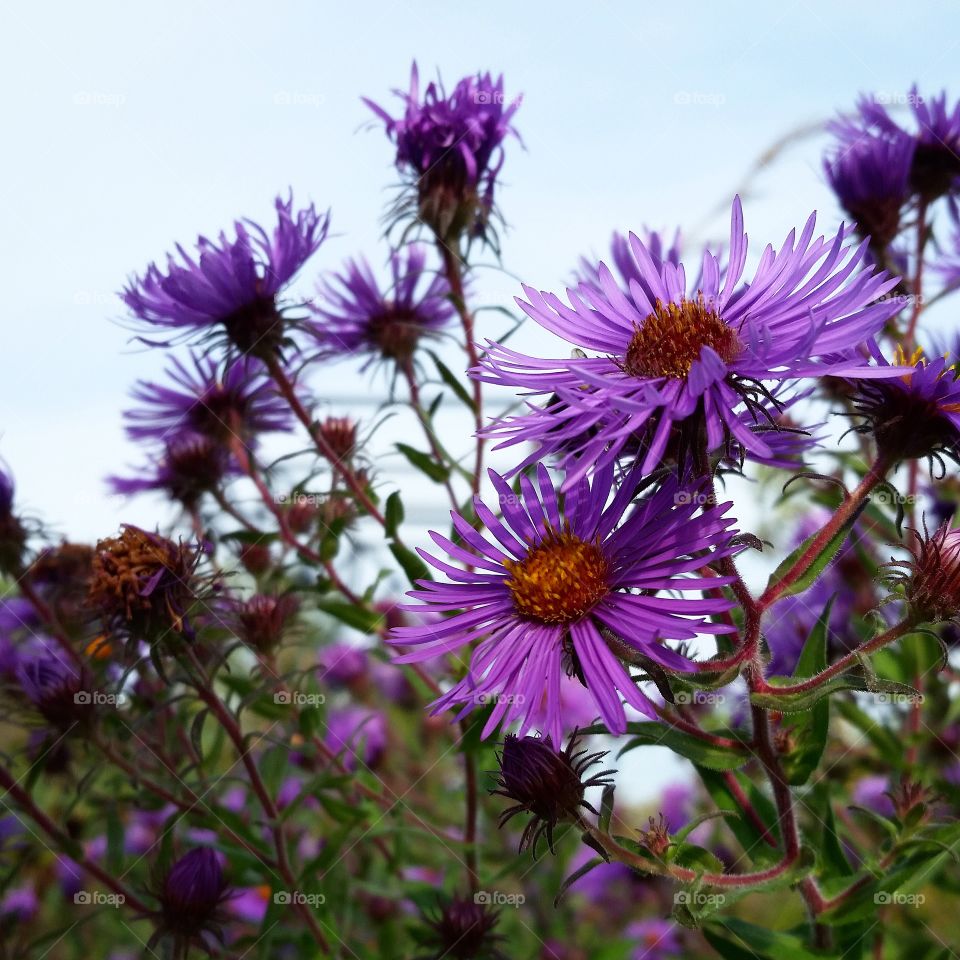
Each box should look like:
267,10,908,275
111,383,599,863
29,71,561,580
492,732,613,856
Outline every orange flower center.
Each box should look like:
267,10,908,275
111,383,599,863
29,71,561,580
505,530,609,624
624,296,740,379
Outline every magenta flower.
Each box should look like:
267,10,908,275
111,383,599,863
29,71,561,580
389,464,737,743
477,197,901,486
122,194,328,356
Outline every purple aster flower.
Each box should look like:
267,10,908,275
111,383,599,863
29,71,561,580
851,774,894,816
123,353,292,449
109,432,239,508
626,919,682,960
365,62,521,242
477,197,901,487
122,194,329,357
310,244,456,368
854,347,960,468
317,642,369,687
824,132,914,250
0,885,38,920
325,706,388,771
834,88,960,202
389,464,738,743
577,229,683,290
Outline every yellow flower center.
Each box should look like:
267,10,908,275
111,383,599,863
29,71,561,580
624,296,741,379
505,530,609,624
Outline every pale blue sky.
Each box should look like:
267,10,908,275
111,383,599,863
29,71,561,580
2,0,959,540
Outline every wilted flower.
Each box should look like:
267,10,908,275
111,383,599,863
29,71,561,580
389,464,737,743
89,525,202,642
492,733,613,855
311,245,455,368
365,63,521,242
122,194,328,356
477,197,902,486
28,542,95,629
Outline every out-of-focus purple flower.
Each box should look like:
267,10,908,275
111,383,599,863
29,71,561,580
389,465,737,744
15,654,91,732
110,433,239,508
365,63,521,241
155,848,229,947
325,707,388,771
0,464,25,575
833,88,960,202
477,197,902,487
626,919,682,960
370,660,415,706
0,885,38,920
310,245,455,367
317,642,369,688
123,353,293,449
658,782,695,832
226,885,271,925
122,195,328,357
824,133,913,250
852,774,894,816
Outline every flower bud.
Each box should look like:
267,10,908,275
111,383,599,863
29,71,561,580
492,732,613,856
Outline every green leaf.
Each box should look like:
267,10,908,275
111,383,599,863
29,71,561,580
781,600,831,785
749,672,919,714
395,442,449,484
764,507,863,601
389,542,431,586
428,350,477,413
316,600,385,634
598,784,615,834
812,783,855,879
580,721,751,772
385,491,404,539
704,918,834,960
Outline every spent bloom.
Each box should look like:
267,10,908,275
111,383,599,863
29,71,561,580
310,244,456,368
365,63,521,242
122,194,329,356
389,464,737,743
477,197,902,486
88,525,203,642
